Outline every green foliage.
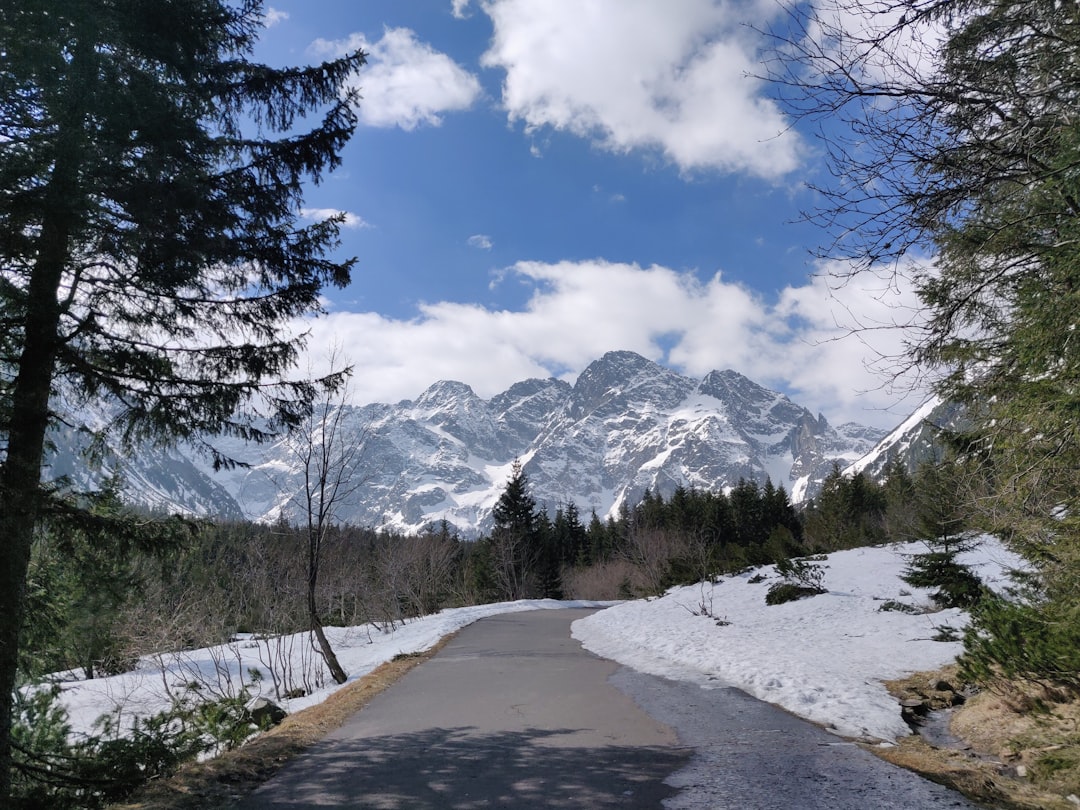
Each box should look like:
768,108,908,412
772,0,1080,689
487,460,544,600
901,551,984,610
11,682,264,809
774,556,825,590
765,555,826,606
0,0,365,795
959,595,1080,693
802,466,887,551
931,625,961,643
765,583,824,606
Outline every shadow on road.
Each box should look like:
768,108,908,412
241,724,691,809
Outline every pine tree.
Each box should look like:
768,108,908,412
0,0,363,793
770,0,1080,689
900,460,983,610
881,459,917,542
802,466,887,552
489,461,542,599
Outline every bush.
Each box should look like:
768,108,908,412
765,555,826,605
765,583,824,605
959,596,1080,693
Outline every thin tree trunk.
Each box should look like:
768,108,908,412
307,526,346,684
308,586,347,685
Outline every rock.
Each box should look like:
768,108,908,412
248,697,287,727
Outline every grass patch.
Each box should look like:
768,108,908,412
108,632,458,810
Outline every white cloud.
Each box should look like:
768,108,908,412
451,0,472,19
478,0,802,179
467,234,493,250
299,208,371,230
297,259,927,428
803,0,947,88
264,7,289,26
311,28,481,130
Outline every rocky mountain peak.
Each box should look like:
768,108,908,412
568,351,696,419
47,350,891,537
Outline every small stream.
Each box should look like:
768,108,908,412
916,708,971,751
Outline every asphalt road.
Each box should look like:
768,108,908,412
237,608,981,809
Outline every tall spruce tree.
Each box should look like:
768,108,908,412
489,460,542,600
0,0,364,793
769,0,1080,687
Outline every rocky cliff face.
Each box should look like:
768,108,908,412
46,351,888,536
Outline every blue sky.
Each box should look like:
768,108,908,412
254,0,926,429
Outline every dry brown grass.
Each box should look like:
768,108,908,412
108,635,456,810
877,667,1080,810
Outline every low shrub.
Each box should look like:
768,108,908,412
765,583,824,606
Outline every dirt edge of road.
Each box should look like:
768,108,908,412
109,633,458,810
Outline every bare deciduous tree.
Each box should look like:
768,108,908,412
281,355,370,685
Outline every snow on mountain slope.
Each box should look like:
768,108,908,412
845,396,966,480
45,351,887,536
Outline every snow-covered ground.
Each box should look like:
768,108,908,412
49,538,1021,747
573,537,1022,742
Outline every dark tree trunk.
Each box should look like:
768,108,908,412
0,206,71,798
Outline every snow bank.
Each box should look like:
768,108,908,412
572,538,1022,742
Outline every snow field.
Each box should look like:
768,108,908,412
49,537,1021,749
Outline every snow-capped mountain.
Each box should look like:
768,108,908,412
46,351,887,536
845,395,967,480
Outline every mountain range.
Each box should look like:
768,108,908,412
46,350,896,537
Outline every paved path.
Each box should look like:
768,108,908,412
238,609,980,809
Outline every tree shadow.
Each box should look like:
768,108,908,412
240,725,691,808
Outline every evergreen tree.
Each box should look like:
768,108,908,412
584,510,607,565
771,0,1080,688
0,0,363,793
729,478,765,550
881,459,917,542
489,460,542,599
802,466,886,552
901,460,983,609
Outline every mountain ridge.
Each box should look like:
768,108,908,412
47,351,889,537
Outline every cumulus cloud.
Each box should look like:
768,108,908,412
477,0,802,179
299,208,371,230
311,27,482,130
451,0,472,19
297,259,927,428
